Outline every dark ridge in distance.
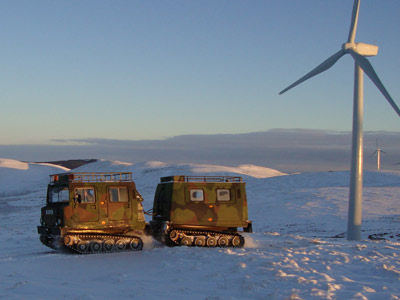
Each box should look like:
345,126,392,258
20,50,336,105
35,159,98,170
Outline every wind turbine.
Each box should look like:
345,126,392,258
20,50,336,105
279,0,400,241
370,139,386,171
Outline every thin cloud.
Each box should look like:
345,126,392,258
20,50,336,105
2,129,400,173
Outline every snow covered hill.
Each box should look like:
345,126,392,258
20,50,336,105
1,158,400,300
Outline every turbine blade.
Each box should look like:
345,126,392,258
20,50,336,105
347,0,361,43
350,51,400,117
279,49,345,95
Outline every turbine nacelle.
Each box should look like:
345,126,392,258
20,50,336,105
342,42,379,57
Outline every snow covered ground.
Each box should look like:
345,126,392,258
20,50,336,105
0,158,399,300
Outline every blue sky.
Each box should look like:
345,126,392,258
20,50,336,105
1,0,399,145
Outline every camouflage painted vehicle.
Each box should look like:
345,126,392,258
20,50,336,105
150,175,252,248
37,172,146,254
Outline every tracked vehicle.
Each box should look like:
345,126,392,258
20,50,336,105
150,175,252,248
37,172,146,254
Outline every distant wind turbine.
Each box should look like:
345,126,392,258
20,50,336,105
370,139,387,171
279,0,400,241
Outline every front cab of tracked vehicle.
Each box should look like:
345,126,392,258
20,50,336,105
38,172,146,253
150,175,252,247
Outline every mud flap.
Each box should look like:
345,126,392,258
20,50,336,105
243,222,253,233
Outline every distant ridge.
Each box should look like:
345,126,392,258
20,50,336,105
36,159,97,170
3,129,400,173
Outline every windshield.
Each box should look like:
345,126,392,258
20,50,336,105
49,186,70,203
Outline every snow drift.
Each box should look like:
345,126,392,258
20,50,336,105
0,158,399,300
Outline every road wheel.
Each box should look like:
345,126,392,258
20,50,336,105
77,241,89,253
103,239,115,252
181,236,193,246
116,239,126,251
129,238,143,250
194,236,206,247
206,236,217,247
218,236,229,247
232,235,243,247
90,241,102,253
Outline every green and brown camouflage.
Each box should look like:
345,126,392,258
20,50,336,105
38,172,146,253
150,175,252,247
38,172,253,251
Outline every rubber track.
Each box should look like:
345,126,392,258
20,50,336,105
64,234,143,254
167,229,245,248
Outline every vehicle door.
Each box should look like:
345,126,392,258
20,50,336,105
107,186,132,221
72,186,99,222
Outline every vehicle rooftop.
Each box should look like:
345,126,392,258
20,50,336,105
50,172,133,183
160,175,243,183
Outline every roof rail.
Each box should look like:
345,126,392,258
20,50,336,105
50,172,132,183
160,175,243,183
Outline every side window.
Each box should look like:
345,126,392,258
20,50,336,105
217,189,231,201
74,188,95,203
50,187,70,203
109,187,129,202
59,188,70,202
189,189,204,202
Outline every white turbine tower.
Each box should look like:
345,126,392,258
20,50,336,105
279,0,400,241
371,139,386,171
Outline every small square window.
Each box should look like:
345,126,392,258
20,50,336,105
109,187,129,202
74,188,95,203
190,189,204,201
217,189,230,201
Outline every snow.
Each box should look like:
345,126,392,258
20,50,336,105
0,159,30,170
187,163,287,179
1,158,400,300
